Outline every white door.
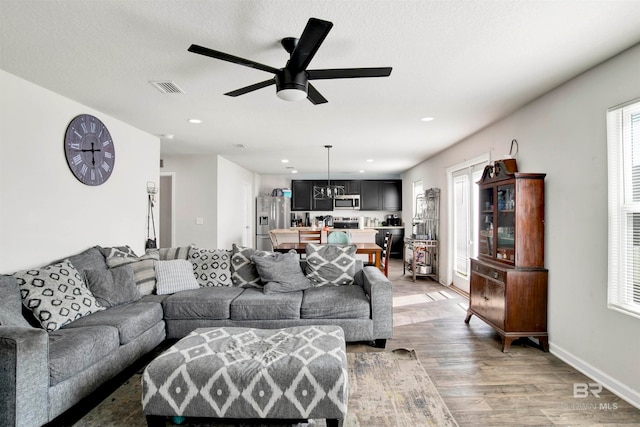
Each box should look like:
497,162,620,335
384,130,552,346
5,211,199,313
448,157,488,292
242,180,252,247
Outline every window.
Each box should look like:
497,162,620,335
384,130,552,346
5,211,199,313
608,98,640,318
412,180,423,218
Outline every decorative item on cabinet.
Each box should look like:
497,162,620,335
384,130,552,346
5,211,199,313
465,159,548,353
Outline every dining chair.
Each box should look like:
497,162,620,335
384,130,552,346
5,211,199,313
268,230,279,250
380,232,393,277
327,230,351,244
298,229,322,244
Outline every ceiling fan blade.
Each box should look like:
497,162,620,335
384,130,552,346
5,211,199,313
307,67,393,80
287,18,333,73
224,79,275,97
307,83,328,105
188,44,280,74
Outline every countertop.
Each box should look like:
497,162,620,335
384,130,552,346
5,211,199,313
273,228,377,233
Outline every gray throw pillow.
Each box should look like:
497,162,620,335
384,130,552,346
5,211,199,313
84,265,141,308
0,275,32,328
251,251,311,294
101,246,159,295
305,243,358,286
155,259,200,295
230,244,278,288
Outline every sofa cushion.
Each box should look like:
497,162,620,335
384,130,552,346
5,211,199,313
48,325,120,385
301,285,370,319
251,251,311,293
63,301,163,344
155,259,200,295
84,264,141,308
305,243,358,286
189,247,232,287
163,287,244,320
230,288,303,320
13,259,105,332
0,275,32,327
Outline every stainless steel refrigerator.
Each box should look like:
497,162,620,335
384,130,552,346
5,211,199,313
256,196,290,251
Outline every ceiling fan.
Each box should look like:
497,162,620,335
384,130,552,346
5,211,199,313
188,17,392,104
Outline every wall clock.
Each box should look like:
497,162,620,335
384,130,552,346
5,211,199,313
64,114,115,186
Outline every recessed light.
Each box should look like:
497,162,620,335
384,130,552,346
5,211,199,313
359,170,365,173
366,159,374,163
421,117,435,122
160,134,174,139
281,159,289,163
188,118,202,124
291,170,298,174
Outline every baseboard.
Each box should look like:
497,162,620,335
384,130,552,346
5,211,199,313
550,341,640,409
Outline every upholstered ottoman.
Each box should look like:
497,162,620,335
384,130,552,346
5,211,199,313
142,326,349,426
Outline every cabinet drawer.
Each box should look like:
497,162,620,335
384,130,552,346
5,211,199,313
472,262,506,283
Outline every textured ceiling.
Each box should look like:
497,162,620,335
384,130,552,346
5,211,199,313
2,0,640,176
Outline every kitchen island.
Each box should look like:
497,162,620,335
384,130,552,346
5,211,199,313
270,227,378,244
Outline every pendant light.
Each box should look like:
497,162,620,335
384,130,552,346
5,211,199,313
313,145,345,199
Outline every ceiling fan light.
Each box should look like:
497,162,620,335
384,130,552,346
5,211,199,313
277,88,307,102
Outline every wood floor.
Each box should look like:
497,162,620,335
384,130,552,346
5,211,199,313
348,259,640,426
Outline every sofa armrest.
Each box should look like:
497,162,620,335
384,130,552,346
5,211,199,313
358,266,393,339
0,326,49,427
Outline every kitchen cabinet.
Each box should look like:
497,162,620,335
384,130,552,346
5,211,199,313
332,180,360,195
465,159,548,352
360,180,381,210
291,180,313,211
312,181,333,211
360,180,402,211
291,179,401,211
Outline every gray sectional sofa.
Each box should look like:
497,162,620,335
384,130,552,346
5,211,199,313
0,243,393,427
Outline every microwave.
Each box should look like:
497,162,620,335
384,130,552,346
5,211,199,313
334,195,360,210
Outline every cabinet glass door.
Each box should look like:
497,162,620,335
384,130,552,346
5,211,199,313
496,183,515,263
478,187,494,257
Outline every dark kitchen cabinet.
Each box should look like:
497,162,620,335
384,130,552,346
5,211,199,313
332,180,360,195
382,180,402,211
361,180,402,211
312,181,333,211
291,180,313,211
465,159,548,353
360,181,382,210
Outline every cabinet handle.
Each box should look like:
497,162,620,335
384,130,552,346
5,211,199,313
484,296,490,301
493,271,499,279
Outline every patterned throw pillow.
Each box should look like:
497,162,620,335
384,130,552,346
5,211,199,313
189,247,232,287
230,244,267,288
305,243,358,286
158,246,191,260
155,260,200,295
101,246,159,295
13,259,105,332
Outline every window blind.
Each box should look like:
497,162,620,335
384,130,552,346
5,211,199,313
608,99,640,318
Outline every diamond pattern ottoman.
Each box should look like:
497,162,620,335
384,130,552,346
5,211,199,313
142,326,349,427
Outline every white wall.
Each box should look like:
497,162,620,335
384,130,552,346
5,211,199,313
403,43,640,406
0,70,159,272
216,155,255,249
160,155,218,248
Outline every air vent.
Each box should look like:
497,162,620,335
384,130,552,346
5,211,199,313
233,144,248,149
149,81,184,94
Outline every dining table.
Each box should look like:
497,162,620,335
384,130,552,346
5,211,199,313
272,242,383,268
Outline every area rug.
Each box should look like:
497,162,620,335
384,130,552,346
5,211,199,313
71,349,457,427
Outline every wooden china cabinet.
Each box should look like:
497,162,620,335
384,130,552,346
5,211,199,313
465,159,548,352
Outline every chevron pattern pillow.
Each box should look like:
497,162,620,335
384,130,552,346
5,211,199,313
305,243,357,286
